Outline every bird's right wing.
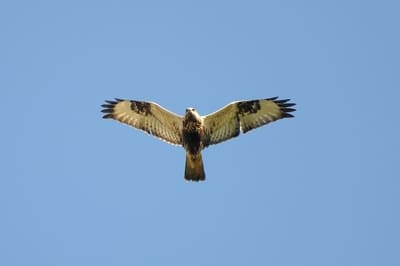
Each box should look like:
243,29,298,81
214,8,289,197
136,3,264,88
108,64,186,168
101,99,183,145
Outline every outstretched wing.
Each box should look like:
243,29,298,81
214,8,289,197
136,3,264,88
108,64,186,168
202,97,296,146
101,99,183,145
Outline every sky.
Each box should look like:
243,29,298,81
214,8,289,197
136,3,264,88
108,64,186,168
1,0,399,265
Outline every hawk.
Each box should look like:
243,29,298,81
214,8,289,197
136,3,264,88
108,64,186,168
101,97,296,181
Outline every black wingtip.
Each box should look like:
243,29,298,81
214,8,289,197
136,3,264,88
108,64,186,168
101,108,113,113
266,96,279,101
102,114,114,119
282,112,295,118
101,99,119,119
270,97,296,118
281,107,296,113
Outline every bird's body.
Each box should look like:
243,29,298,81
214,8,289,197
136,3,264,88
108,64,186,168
101,97,296,181
182,108,206,181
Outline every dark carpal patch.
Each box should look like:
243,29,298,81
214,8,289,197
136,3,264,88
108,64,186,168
130,101,151,115
237,100,261,115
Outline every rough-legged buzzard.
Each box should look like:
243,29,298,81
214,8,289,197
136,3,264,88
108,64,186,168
101,97,296,181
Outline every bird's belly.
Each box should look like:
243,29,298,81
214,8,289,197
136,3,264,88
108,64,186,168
182,130,202,154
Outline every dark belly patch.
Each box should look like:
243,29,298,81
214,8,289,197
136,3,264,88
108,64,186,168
182,130,201,154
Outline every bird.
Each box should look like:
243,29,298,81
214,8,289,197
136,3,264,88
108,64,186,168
101,97,296,182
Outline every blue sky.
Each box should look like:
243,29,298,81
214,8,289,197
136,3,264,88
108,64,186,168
1,1,399,265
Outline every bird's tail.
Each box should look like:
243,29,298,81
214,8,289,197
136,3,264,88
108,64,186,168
185,152,205,181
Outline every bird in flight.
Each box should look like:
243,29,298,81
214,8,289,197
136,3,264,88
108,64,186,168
101,97,296,182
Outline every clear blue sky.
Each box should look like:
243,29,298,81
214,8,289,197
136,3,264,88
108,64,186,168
1,1,399,265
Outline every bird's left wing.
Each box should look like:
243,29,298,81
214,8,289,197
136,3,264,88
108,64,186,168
202,97,296,146
102,99,183,145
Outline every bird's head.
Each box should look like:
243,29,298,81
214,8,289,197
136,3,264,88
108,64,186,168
185,107,201,122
